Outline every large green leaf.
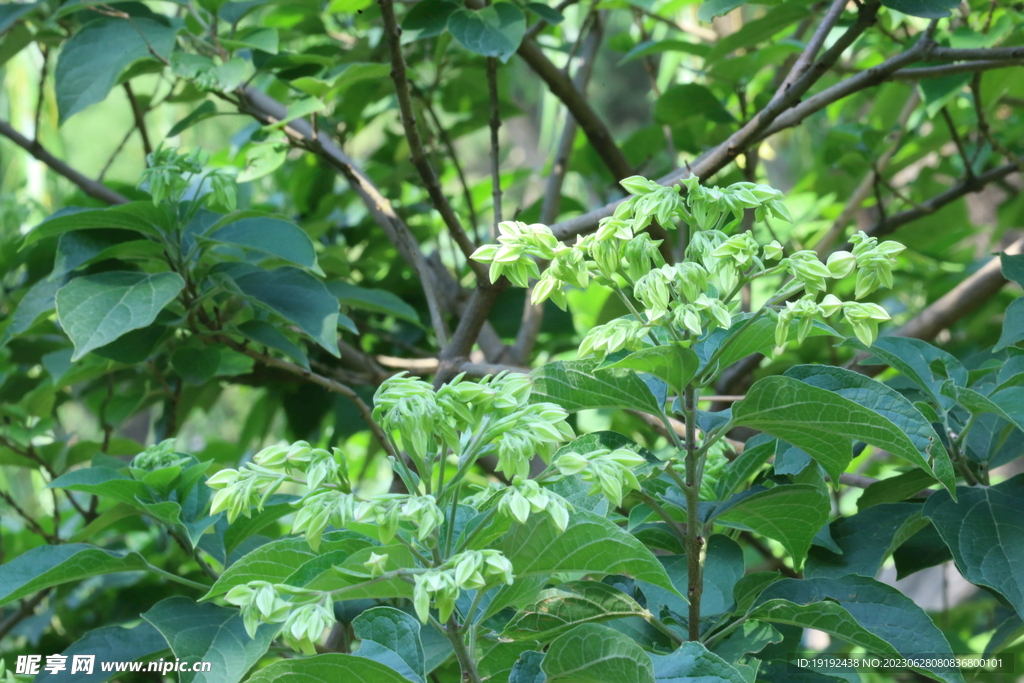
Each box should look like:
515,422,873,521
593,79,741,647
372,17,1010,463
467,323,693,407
245,654,411,683
0,277,61,345
713,484,830,570
530,358,662,414
650,641,747,683
24,204,165,246
55,17,179,122
51,229,151,277
327,281,421,325
715,436,776,498
204,532,370,600
47,622,169,683
502,581,646,643
785,365,954,492
205,217,322,274
0,543,156,607
212,264,341,355
805,503,927,579
732,375,938,486
142,597,278,683
848,336,967,407
924,474,1024,619
751,575,965,683
603,345,699,399
542,624,654,683
55,271,184,360
489,509,677,619
655,83,734,125
857,469,937,510
351,607,425,683
447,3,525,63
236,320,309,369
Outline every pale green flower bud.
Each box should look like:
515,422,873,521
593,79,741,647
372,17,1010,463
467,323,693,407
413,573,431,623
252,444,290,470
708,300,732,330
283,602,334,655
596,217,634,242
555,451,589,475
673,304,703,337
826,250,856,278
606,448,647,468
634,269,672,321
206,468,239,490
620,175,661,195
820,293,843,317
843,301,891,346
591,238,622,280
670,262,708,303
622,233,665,284
550,247,590,289
710,232,760,267
763,240,784,260
786,251,832,293
363,552,389,578
482,549,515,585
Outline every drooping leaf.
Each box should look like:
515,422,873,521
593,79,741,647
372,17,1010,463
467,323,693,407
236,320,309,368
24,203,165,246
0,277,61,346
602,345,699,399
857,469,937,510
785,365,954,492
0,544,158,607
655,84,734,125
55,17,179,122
651,640,747,683
530,358,662,414
713,484,830,570
142,597,277,683
245,653,413,683
924,474,1024,619
488,509,677,619
327,282,421,325
805,503,928,579
168,100,220,137
205,216,322,274
351,607,426,683
732,375,942,487
55,271,184,361
447,3,526,63
46,622,169,683
211,264,340,355
502,581,646,642
751,575,965,683
542,624,655,683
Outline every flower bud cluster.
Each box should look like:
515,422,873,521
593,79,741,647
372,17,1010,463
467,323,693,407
225,581,331,653
496,478,571,531
849,232,906,299
555,447,646,507
412,549,514,623
131,439,187,471
375,372,573,481
470,221,558,287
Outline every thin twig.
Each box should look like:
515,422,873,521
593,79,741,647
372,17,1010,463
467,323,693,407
124,82,153,156
939,107,974,178
486,57,503,237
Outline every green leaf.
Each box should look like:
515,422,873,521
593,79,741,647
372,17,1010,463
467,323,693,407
0,543,156,607
618,39,709,65
996,299,1024,352
211,264,340,356
732,375,939,487
351,606,426,683
751,575,965,683
715,437,775,498
236,320,309,368
655,84,734,125
168,100,219,137
0,276,60,346
171,344,222,385
142,596,278,683
502,581,646,642
530,358,662,414
55,271,184,361
510,650,546,683
489,509,677,619
651,641,747,683
447,3,526,63
785,365,954,493
705,1,810,62
708,620,783,665
526,2,564,24
846,336,967,407
942,380,1024,432
24,203,165,246
880,0,959,18
47,622,169,683
206,216,322,274
401,0,457,42
0,2,38,35
923,474,1024,619
246,654,412,683
698,0,746,22
713,484,830,570
237,141,288,182
221,26,279,54
857,469,936,510
204,532,371,600
327,281,421,325
805,503,927,579
542,624,654,683
919,74,971,117
602,345,698,399
1002,252,1024,287
55,17,179,123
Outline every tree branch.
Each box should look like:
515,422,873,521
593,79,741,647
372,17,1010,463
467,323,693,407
486,56,503,235
379,0,484,277
123,82,152,157
0,119,129,205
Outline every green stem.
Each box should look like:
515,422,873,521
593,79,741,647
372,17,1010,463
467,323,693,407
638,491,687,552
703,614,748,649
445,616,482,683
149,565,210,592
646,612,686,645
683,384,703,641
